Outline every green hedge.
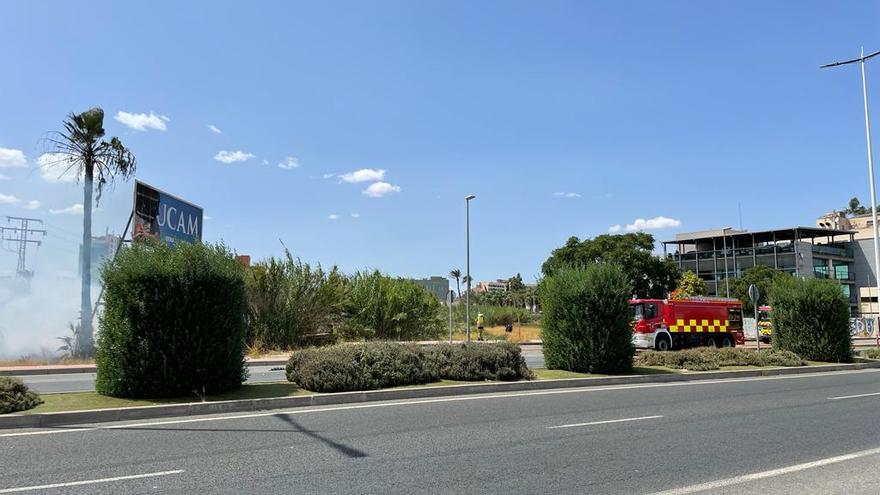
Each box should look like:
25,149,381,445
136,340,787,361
0,377,43,414
539,264,634,374
770,277,852,363
428,342,532,381
96,241,248,398
285,342,435,393
636,348,805,371
286,342,532,392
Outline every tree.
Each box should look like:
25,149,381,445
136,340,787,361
670,271,707,298
541,232,679,298
449,269,461,298
847,197,869,216
728,265,791,314
46,108,136,354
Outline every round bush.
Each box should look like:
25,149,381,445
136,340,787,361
0,377,43,414
539,264,634,374
95,241,248,398
770,277,852,363
428,342,532,381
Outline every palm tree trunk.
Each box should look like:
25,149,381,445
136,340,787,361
79,165,94,354
455,278,461,299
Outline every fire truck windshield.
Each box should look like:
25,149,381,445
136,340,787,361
631,303,644,321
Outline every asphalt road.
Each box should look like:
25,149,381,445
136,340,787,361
4,369,880,494
16,349,547,394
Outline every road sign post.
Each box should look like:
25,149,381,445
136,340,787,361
748,284,760,351
447,290,455,342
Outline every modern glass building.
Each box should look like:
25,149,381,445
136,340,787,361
662,227,858,310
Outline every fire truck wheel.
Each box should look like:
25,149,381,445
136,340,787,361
704,337,717,348
655,335,671,351
720,336,733,348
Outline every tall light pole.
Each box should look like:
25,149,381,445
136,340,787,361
465,194,476,342
822,48,880,321
722,227,732,298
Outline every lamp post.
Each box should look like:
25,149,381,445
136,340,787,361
465,194,476,342
822,49,880,335
722,227,732,298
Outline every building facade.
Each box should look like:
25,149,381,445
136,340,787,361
411,276,450,301
664,227,858,311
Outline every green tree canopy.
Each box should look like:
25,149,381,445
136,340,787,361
541,232,679,298
671,271,707,298
728,265,791,314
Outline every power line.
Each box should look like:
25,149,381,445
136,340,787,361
0,216,47,280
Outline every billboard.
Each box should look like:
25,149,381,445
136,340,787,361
133,180,203,245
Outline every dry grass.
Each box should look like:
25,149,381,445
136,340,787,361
449,324,541,343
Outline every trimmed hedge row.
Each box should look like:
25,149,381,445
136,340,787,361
96,241,248,398
770,277,852,363
286,342,532,393
0,377,43,414
636,347,806,371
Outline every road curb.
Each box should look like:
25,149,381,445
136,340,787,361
0,360,290,376
3,360,879,430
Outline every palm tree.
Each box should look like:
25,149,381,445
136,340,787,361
449,269,461,298
46,108,136,354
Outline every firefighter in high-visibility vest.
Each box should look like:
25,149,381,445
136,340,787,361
476,313,485,341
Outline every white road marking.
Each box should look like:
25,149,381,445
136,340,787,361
0,470,184,493
648,447,880,495
548,415,663,429
3,368,879,439
829,391,880,400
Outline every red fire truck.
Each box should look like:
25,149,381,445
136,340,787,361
631,297,745,351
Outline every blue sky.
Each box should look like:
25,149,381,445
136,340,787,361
2,0,880,284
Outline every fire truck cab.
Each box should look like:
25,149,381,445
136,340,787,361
631,297,745,351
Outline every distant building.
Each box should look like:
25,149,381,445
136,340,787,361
79,232,121,284
664,227,858,312
411,276,450,301
473,279,510,293
817,212,880,314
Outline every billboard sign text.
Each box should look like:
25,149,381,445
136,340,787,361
133,181,203,245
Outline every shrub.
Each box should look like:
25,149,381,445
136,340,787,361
636,348,805,371
341,270,444,341
0,377,43,414
286,342,533,392
428,342,532,381
95,241,248,398
864,348,880,360
770,277,852,363
245,251,346,351
286,342,436,393
539,264,634,374
452,304,537,328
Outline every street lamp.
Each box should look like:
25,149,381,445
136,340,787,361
722,227,732,298
465,194,476,342
822,48,880,326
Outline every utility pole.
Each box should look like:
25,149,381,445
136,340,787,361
1,216,46,280
822,48,880,328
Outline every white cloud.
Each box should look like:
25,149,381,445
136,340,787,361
204,215,213,221
114,111,169,132
208,124,222,134
0,148,27,168
609,216,681,233
0,193,19,205
553,191,581,199
328,214,340,220
23,200,40,210
263,159,269,165
0,173,10,181
339,168,385,183
350,213,361,218
362,181,401,198
37,153,78,183
322,173,335,179
214,150,255,164
49,203,84,215
278,157,300,170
